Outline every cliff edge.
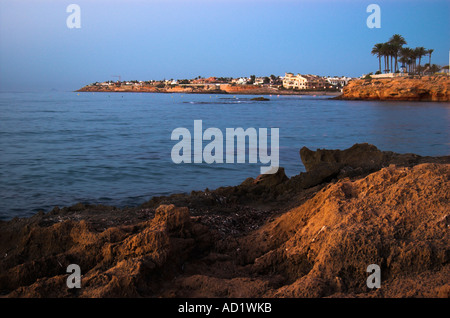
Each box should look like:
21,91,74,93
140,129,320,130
337,76,449,101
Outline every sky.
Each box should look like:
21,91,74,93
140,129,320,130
0,0,449,91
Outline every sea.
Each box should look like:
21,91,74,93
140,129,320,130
0,91,449,220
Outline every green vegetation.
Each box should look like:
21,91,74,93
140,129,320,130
371,34,439,75
216,77,233,82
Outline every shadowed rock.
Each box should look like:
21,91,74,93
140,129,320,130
296,143,449,188
254,167,288,187
300,143,388,172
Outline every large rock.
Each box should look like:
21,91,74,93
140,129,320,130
239,163,450,297
300,143,389,173
296,143,449,189
0,204,211,297
338,76,450,101
254,167,288,187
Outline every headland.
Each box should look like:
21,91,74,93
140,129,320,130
337,75,450,101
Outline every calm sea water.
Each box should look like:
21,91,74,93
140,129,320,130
0,92,449,220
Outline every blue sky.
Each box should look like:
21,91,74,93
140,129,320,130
0,0,449,91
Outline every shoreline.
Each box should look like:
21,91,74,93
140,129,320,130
75,84,342,96
1,143,449,298
76,75,450,101
76,89,342,97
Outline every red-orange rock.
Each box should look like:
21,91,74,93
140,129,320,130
339,76,449,101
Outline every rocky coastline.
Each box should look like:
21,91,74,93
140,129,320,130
77,76,450,102
0,143,449,298
76,83,341,96
337,75,450,101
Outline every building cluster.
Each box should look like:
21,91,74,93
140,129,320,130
91,73,354,90
282,73,353,90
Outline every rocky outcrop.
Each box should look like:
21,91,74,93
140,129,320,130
295,143,449,189
250,97,270,101
0,144,449,298
219,84,278,95
338,76,450,101
237,163,450,298
0,205,211,297
300,143,390,172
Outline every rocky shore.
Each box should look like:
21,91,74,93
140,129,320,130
76,83,340,96
337,75,450,101
0,144,449,298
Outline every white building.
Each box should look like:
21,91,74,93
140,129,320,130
232,77,249,85
254,77,265,85
439,66,449,74
282,73,307,89
326,76,353,86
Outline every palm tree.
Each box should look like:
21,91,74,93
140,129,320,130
389,43,397,73
389,34,407,72
400,47,414,73
399,56,409,73
380,43,392,73
371,43,384,73
427,49,434,65
370,36,434,75
410,48,418,73
382,42,398,73
414,47,427,72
